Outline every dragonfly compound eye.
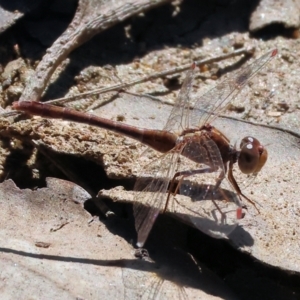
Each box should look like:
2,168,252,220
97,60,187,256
238,136,268,174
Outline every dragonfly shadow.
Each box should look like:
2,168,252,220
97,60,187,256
100,185,254,253
0,243,236,299
122,212,242,299
177,180,257,245
134,175,243,239
122,247,238,299
103,175,255,247
133,177,239,203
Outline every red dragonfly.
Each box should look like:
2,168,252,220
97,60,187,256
13,49,277,247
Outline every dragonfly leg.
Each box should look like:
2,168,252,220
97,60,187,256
211,173,227,223
163,167,217,213
228,160,260,213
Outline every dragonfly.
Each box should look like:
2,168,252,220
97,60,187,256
13,49,277,247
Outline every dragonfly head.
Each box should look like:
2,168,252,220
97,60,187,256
238,136,268,174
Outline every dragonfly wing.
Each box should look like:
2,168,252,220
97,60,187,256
163,64,195,133
134,195,164,248
188,49,277,128
123,260,189,300
175,138,240,238
133,150,182,247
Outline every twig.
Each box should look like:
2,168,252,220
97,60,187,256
45,47,255,106
1,47,254,119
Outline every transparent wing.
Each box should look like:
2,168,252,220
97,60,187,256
170,138,241,238
163,64,195,133
132,50,277,246
123,260,189,300
134,135,243,246
133,150,183,247
188,49,277,129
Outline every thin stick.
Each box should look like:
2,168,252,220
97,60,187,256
45,47,255,106
1,47,254,119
